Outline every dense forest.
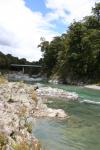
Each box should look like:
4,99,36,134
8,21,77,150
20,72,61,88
39,3,100,84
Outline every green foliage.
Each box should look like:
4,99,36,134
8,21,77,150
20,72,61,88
18,105,27,118
0,132,8,148
0,75,7,84
25,122,32,133
12,141,30,150
0,52,29,69
0,52,42,75
12,139,41,150
92,2,100,21
39,3,100,84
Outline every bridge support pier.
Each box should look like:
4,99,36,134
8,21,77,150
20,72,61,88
22,67,24,74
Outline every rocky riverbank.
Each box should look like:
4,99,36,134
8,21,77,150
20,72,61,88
85,85,100,90
0,81,41,150
0,81,71,150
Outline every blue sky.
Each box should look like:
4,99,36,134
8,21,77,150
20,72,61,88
25,0,68,33
0,0,98,61
25,0,48,15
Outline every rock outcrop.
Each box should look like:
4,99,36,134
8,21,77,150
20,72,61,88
0,82,41,150
0,81,69,149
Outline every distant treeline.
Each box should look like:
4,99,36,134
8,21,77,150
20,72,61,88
39,3,100,84
0,51,42,74
0,51,30,69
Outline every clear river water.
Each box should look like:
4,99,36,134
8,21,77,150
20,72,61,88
8,75,100,150
33,83,100,150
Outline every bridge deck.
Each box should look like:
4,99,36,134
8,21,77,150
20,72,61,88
11,64,42,68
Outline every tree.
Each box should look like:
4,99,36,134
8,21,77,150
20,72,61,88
92,2,100,21
38,2,100,83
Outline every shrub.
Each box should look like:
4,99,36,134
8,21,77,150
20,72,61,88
0,132,8,148
96,83,100,86
0,76,7,84
12,140,41,150
18,105,27,118
12,140,30,150
25,122,32,133
32,91,37,102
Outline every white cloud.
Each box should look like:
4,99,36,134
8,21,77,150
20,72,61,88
0,0,58,61
0,0,98,61
46,0,99,23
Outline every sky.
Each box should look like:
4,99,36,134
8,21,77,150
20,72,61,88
0,0,99,61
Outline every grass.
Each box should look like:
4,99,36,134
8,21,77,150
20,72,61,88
0,132,41,150
32,141,41,150
0,132,8,149
31,90,38,108
12,140,30,150
32,90,38,102
0,75,7,85
25,122,32,133
18,105,27,118
12,139,41,150
96,83,100,86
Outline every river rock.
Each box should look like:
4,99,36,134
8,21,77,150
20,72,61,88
33,102,68,119
37,87,79,100
0,81,71,149
0,82,42,150
47,108,67,118
49,79,59,84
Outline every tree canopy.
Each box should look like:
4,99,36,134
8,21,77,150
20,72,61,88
39,3,100,84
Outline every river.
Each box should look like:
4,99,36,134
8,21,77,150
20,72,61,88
8,75,100,150
33,83,100,150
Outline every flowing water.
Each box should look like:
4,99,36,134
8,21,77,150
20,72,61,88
8,75,100,150
33,83,100,150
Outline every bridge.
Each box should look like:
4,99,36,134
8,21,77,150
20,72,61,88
11,64,42,73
